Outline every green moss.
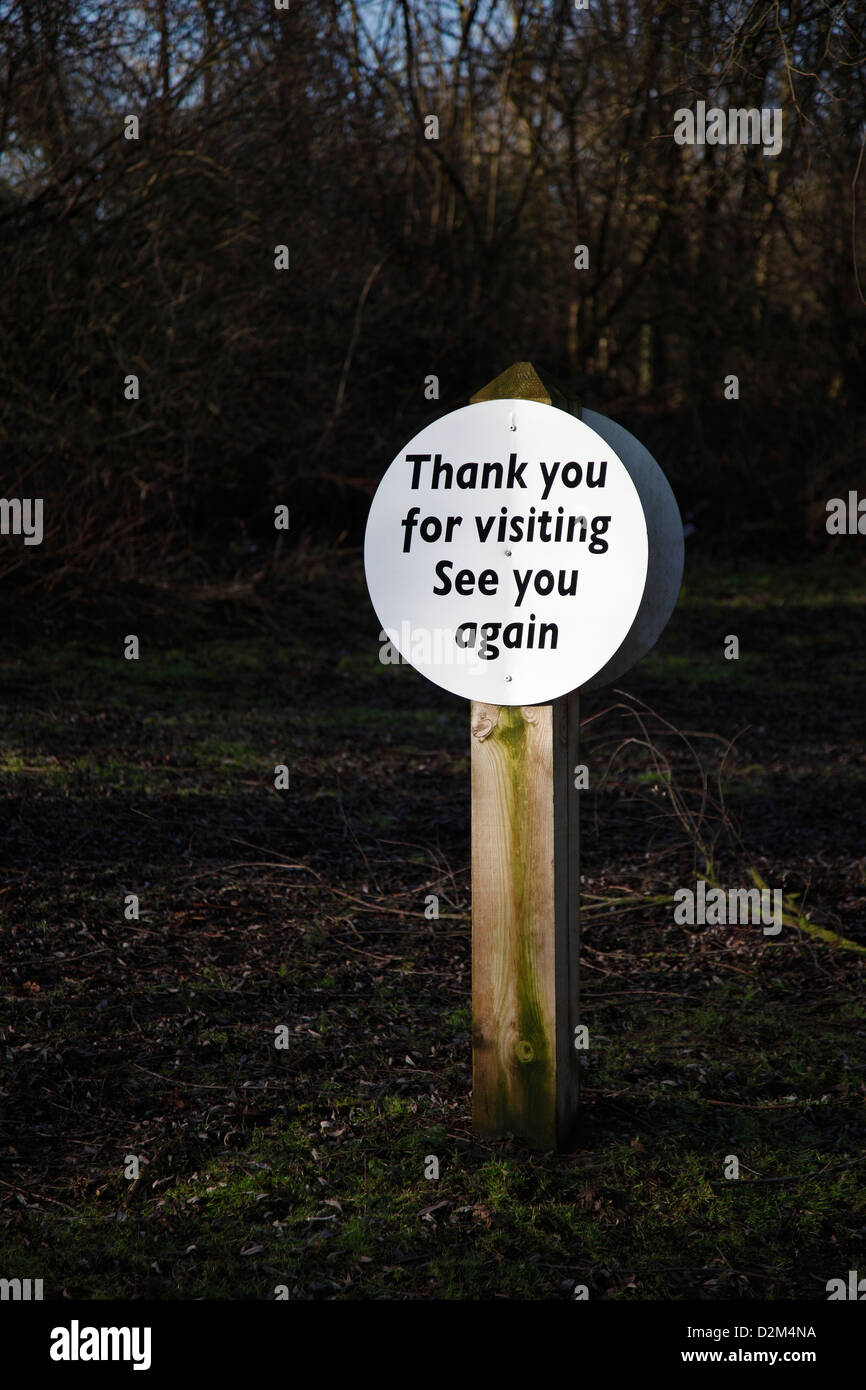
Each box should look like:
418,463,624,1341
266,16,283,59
482,707,555,1144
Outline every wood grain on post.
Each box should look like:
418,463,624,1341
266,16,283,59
469,364,581,1150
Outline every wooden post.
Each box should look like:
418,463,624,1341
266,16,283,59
469,364,582,1151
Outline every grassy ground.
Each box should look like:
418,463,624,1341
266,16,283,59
1,550,865,1299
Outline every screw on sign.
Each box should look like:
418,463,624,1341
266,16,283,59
364,362,683,1149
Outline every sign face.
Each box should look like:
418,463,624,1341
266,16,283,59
365,399,649,705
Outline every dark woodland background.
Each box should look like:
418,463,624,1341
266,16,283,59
1,0,866,1305
1,0,865,616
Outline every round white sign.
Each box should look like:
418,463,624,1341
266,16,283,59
364,399,649,705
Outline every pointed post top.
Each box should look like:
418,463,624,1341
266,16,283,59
470,361,581,416
471,361,551,404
